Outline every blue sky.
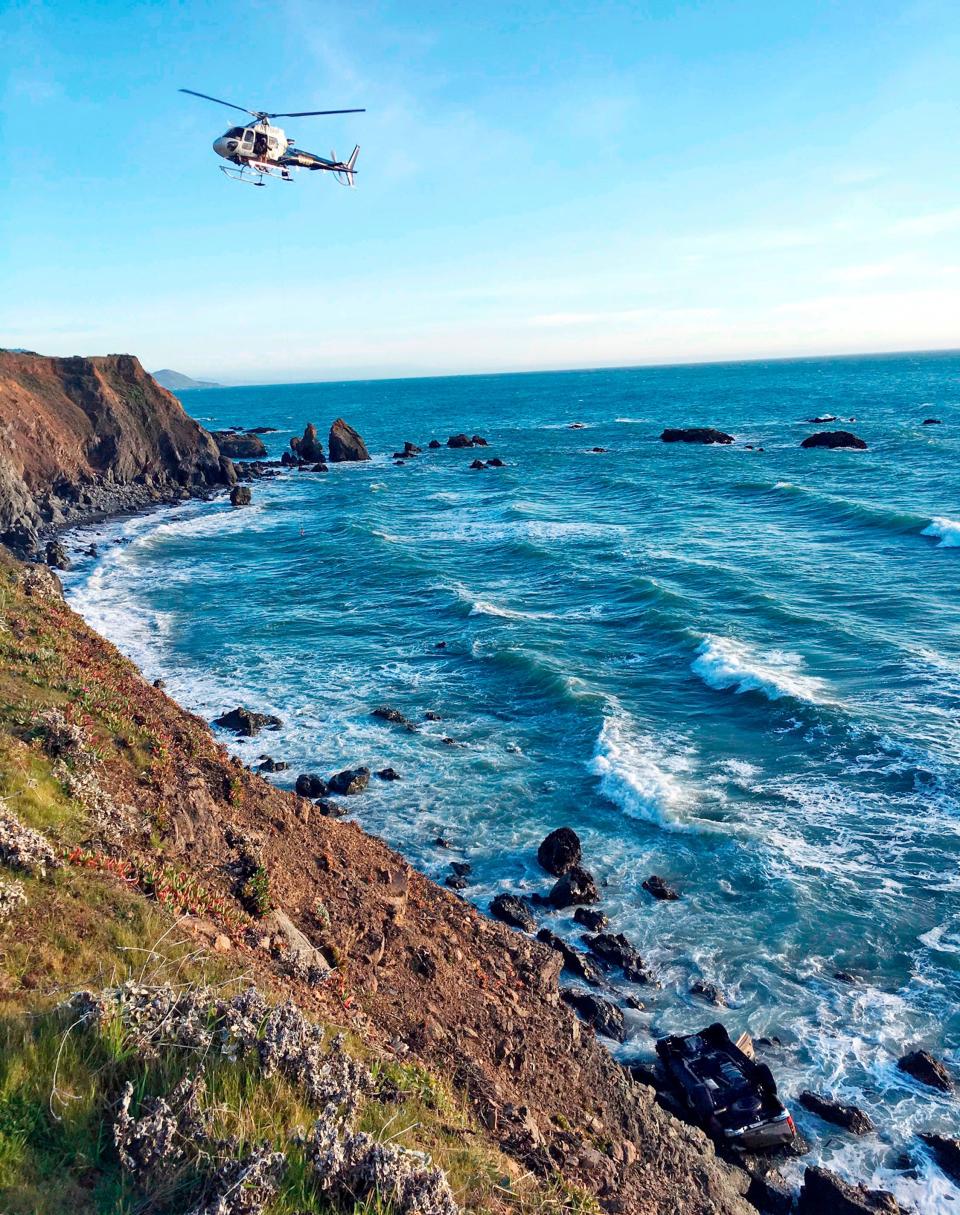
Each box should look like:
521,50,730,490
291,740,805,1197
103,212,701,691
2,0,959,382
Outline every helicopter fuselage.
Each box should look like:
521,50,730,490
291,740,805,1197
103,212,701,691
213,120,289,166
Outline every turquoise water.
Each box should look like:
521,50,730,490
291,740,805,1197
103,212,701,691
65,354,960,1208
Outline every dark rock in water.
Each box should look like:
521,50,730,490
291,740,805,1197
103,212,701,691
372,706,418,732
309,462,328,472
229,485,252,506
295,773,328,798
491,893,538,932
45,540,70,569
834,970,858,984
153,678,166,689
806,414,838,424
582,931,651,983
394,460,405,466
423,710,442,721
574,906,608,932
281,450,297,466
568,422,587,429
590,447,607,453
447,433,474,448
434,641,447,650
446,874,469,890
289,422,325,463
403,441,421,456
214,706,281,736
450,861,471,877
327,766,371,795
487,457,505,467
428,439,442,448
537,826,582,876
746,1174,794,1215
85,542,98,557
213,431,267,459
923,418,943,425
469,458,487,470
690,979,726,1006
797,1166,902,1214
919,1133,960,1185
561,990,626,1041
537,929,604,985
257,757,288,773
376,767,401,781
800,430,867,450
661,427,734,445
246,426,278,434
798,1091,875,1135
897,1049,952,1091
328,418,371,462
470,434,488,446
315,797,349,817
433,835,451,848
643,874,679,901
547,864,599,908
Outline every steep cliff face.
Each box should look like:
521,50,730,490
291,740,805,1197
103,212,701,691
0,351,233,551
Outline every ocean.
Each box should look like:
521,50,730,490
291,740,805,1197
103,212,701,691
62,352,960,1209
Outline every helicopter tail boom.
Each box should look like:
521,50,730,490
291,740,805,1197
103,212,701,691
334,145,360,187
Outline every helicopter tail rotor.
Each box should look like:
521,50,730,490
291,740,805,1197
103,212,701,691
334,145,360,187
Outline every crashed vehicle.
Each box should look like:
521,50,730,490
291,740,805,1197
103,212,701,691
656,1022,796,1151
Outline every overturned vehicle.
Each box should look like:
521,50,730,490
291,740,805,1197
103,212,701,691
656,1022,796,1151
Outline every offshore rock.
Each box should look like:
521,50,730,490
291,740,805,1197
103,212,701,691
537,827,582,876
661,427,734,444
919,1133,960,1185
328,418,370,462
372,706,418,732
573,906,608,932
537,928,604,985
798,1091,875,1135
547,864,599,908
582,931,652,983
212,431,267,459
690,979,727,1006
561,990,626,1042
327,766,370,795
290,422,325,463
897,1049,952,1091
295,773,328,798
213,706,281,737
447,433,474,448
229,485,252,506
797,1166,902,1214
643,874,679,901
801,430,867,450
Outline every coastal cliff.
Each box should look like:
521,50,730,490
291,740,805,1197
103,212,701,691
0,355,757,1214
0,351,233,553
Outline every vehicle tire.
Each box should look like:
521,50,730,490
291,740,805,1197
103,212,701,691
702,1022,730,1046
751,1062,778,1095
689,1082,714,1120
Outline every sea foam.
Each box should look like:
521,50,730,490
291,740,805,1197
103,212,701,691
588,712,691,828
692,634,828,704
922,516,960,548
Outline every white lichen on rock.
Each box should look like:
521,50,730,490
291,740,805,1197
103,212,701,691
0,877,27,923
0,806,59,876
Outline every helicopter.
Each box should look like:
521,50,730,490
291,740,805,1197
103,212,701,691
179,88,364,186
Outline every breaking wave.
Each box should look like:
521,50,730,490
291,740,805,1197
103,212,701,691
922,517,960,548
588,712,692,828
691,634,829,704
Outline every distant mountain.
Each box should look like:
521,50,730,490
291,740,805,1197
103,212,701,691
151,368,220,390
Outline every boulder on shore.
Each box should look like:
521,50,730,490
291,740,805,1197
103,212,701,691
328,418,371,462
547,864,599,908
561,990,626,1042
798,1091,875,1135
582,931,651,983
213,706,282,736
326,766,371,795
537,928,604,985
295,773,328,798
45,540,70,570
537,827,582,876
797,1166,902,1214
800,430,867,450
213,431,267,459
661,428,734,445
490,893,537,933
574,906,608,932
229,485,252,506
897,1049,952,1092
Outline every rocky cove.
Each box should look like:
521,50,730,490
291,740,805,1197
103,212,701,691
2,351,958,1214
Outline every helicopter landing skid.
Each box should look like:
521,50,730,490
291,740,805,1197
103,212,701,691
219,161,293,186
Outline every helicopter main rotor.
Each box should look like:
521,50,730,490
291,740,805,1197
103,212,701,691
179,88,364,122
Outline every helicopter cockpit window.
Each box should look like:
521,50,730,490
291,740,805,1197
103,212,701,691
226,127,244,138
242,129,254,143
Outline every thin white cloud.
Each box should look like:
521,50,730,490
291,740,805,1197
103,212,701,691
891,208,960,237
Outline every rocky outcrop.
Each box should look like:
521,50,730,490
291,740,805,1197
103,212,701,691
661,428,734,445
920,1133,960,1185
537,827,582,875
212,431,267,459
326,766,370,795
798,1091,875,1134
897,1048,952,1091
547,865,599,908
797,1166,902,1214
643,874,679,901
0,351,233,553
290,423,325,463
800,431,867,450
213,707,282,736
328,418,370,462
561,990,626,1041
229,485,252,507
490,893,537,932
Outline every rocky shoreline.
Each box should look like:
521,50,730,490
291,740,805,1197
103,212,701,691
2,352,954,1213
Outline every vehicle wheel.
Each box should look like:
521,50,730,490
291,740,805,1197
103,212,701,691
702,1022,730,1046
689,1082,714,1120
751,1062,778,1095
